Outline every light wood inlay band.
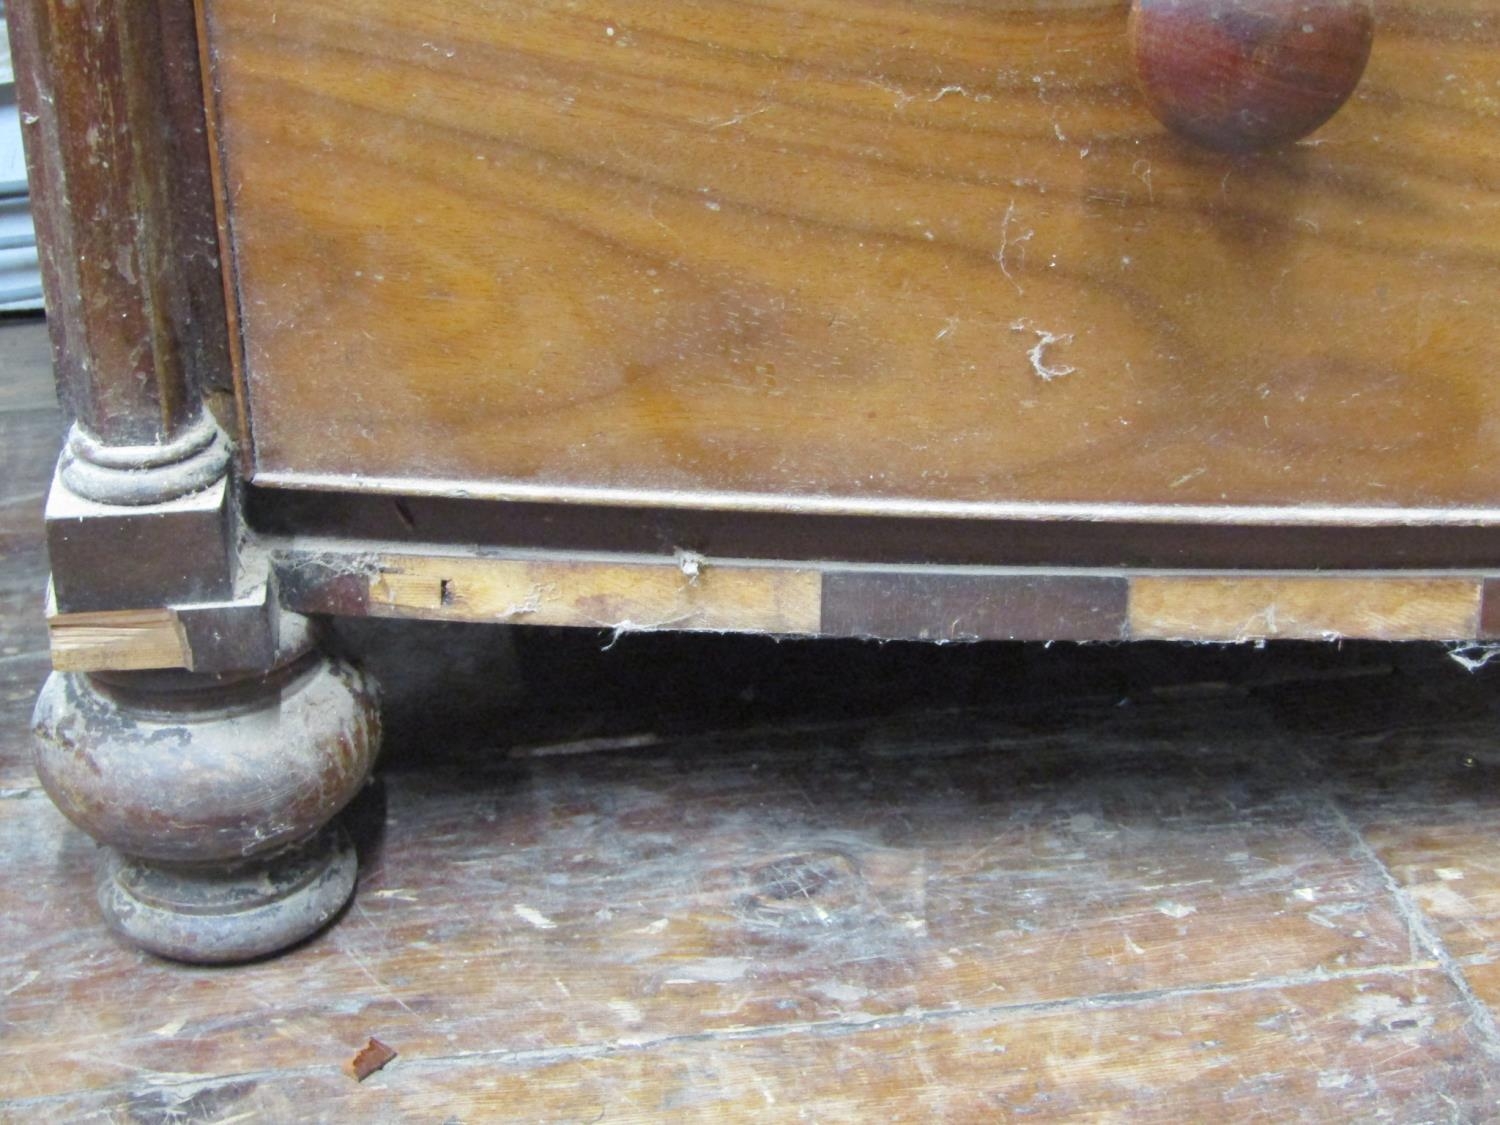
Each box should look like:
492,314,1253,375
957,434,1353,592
47,607,189,673
367,555,823,636
60,556,1495,670
1129,577,1482,642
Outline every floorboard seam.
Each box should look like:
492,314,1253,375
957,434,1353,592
0,960,1441,1109
1323,797,1500,1059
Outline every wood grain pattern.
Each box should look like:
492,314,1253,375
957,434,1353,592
9,621,1500,1117
46,605,188,673
1129,575,1482,640
203,0,1500,516
45,589,280,675
12,326,1500,1118
21,973,1489,1120
367,553,823,634
280,547,1497,642
9,0,229,445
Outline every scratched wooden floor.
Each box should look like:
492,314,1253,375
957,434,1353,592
7,317,1500,1121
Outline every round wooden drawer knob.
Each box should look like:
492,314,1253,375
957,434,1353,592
1128,0,1375,153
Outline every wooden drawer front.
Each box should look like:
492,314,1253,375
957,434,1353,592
203,1,1500,515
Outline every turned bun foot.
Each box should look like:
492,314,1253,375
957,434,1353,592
96,827,359,964
32,633,381,963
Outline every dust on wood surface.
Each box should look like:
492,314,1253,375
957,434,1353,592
7,316,1500,1117
205,0,1500,514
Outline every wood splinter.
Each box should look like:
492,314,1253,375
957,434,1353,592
343,1037,398,1082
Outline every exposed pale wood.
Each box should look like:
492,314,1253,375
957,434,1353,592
288,548,1497,642
43,588,281,674
1129,575,1482,641
368,553,823,634
12,290,1500,1112
204,0,1500,515
8,355,1500,1116
45,604,188,672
